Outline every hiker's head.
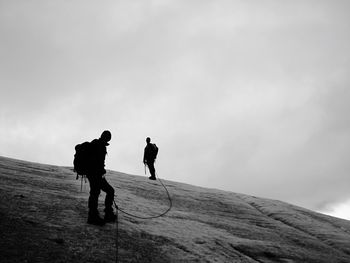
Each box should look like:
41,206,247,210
146,137,151,144
100,130,112,145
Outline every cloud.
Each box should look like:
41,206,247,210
321,198,350,220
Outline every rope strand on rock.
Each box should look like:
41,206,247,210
113,173,172,263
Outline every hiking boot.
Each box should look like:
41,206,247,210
104,212,116,223
149,176,156,180
87,213,105,226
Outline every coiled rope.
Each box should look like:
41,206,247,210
113,174,172,263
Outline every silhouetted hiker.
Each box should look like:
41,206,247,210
143,137,158,180
86,130,116,226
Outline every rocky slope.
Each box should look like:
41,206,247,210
0,156,350,263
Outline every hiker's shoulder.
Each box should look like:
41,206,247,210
90,139,101,147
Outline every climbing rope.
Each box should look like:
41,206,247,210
115,206,119,263
113,177,172,219
113,174,172,263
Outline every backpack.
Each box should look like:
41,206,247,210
73,141,92,178
151,143,159,160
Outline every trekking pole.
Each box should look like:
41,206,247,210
83,176,85,191
80,175,83,192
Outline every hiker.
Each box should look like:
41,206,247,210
143,137,158,180
86,130,116,226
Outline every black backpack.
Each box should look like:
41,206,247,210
73,141,92,178
151,143,159,160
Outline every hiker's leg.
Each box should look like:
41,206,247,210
148,161,156,178
86,175,105,225
101,177,115,213
87,175,101,213
101,178,116,222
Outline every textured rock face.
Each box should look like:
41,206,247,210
0,156,350,263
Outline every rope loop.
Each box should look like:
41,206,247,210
113,176,172,219
114,174,172,263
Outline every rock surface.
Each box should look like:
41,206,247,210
0,156,350,262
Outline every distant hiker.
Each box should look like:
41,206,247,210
143,137,158,180
86,130,116,226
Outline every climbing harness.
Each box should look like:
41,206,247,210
113,173,172,263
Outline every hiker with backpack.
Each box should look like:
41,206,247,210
143,137,158,180
74,130,116,226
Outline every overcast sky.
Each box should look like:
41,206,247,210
1,1,350,219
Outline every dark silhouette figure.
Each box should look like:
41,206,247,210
143,137,158,180
86,130,116,226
